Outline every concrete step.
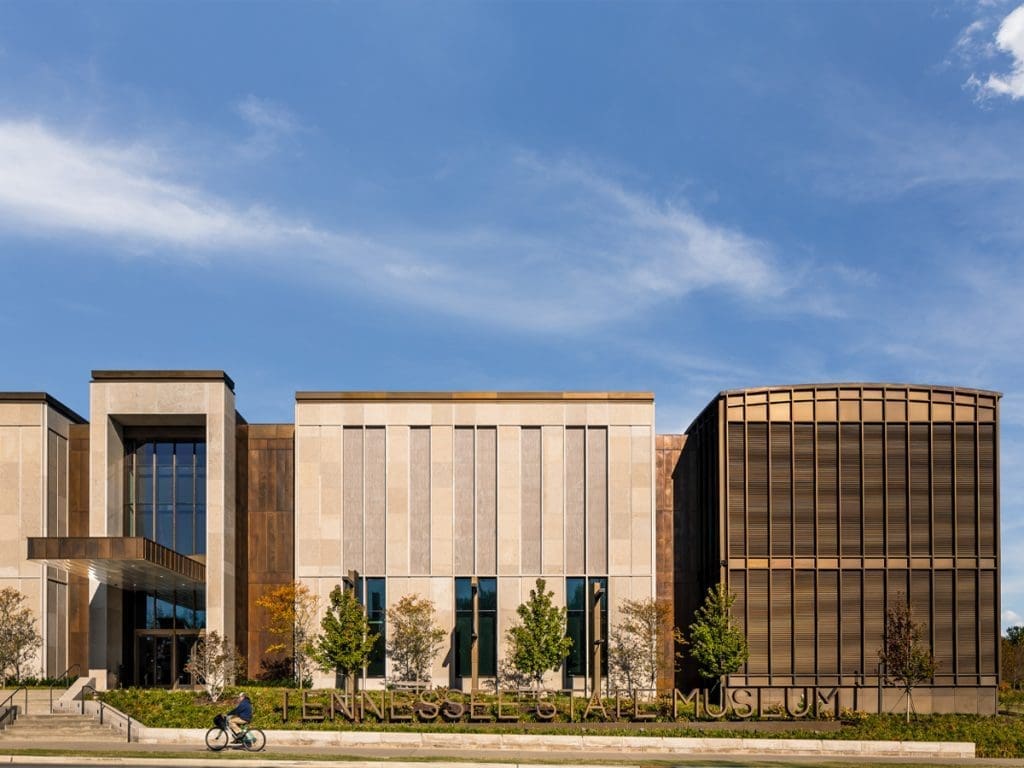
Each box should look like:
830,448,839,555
0,712,121,741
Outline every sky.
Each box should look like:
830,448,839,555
1,2,1023,629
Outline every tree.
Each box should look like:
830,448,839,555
386,594,446,684
1004,625,1024,689
254,581,321,688
0,587,42,686
506,578,573,690
184,631,243,703
311,585,378,687
686,584,749,693
608,597,674,695
878,595,937,722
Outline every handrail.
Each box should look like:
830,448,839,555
0,686,28,728
48,663,82,712
77,684,135,743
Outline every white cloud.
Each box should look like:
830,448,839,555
1005,609,1023,629
0,117,792,332
970,3,1024,99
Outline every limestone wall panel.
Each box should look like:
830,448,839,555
541,426,564,574
630,426,653,575
385,426,410,576
429,426,453,576
497,426,520,576
608,426,632,575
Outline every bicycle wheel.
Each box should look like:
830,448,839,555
205,727,229,751
242,728,266,752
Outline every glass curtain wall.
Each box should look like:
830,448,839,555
125,440,206,556
355,577,386,677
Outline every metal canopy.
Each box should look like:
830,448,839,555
28,536,205,593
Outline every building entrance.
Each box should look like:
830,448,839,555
134,630,200,687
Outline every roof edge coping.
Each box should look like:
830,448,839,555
295,391,654,403
92,370,236,393
0,392,87,424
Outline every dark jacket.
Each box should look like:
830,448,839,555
228,697,253,722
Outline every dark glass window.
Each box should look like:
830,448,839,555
455,577,497,677
125,439,205,557
131,589,206,630
365,578,386,677
566,577,607,677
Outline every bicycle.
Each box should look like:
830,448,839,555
205,713,266,752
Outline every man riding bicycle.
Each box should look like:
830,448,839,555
226,692,253,741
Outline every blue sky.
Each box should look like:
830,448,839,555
2,2,1024,628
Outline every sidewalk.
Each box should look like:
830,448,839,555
2,737,1024,768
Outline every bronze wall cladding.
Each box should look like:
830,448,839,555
655,435,685,689
239,424,295,680
677,384,1001,712
67,424,90,677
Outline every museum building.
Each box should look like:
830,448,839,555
0,371,1002,713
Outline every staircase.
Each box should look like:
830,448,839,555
0,711,122,743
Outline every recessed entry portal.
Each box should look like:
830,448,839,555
124,589,205,687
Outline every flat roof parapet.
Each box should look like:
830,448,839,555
92,370,235,393
0,392,86,423
295,391,654,403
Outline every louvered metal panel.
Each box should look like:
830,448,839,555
863,425,884,557
933,424,953,557
794,570,816,674
955,424,977,557
731,570,748,673
794,424,815,557
886,424,908,557
979,424,995,557
980,570,996,675
817,424,838,557
841,570,862,674
748,424,769,557
748,569,769,674
910,570,931,649
933,570,954,679
818,570,839,674
771,569,793,675
840,425,862,557
728,423,746,558
863,570,885,673
957,570,977,676
887,569,908,610
771,424,792,556
910,425,931,556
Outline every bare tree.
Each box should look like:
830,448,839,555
879,595,937,722
185,631,243,703
0,587,42,686
608,597,673,695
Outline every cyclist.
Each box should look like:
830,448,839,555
226,692,253,741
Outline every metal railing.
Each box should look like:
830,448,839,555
48,663,82,712
76,683,135,743
0,687,28,729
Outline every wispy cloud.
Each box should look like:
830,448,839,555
0,117,797,332
234,95,302,159
966,3,1024,100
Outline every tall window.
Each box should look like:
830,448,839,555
566,577,607,677
126,440,206,556
356,577,386,678
455,577,496,677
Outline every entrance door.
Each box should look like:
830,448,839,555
135,631,200,687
